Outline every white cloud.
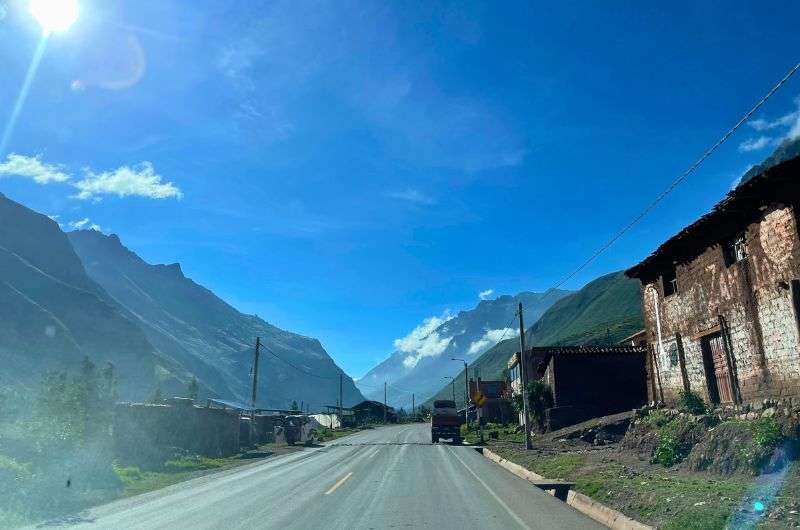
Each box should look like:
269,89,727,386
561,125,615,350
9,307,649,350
738,136,773,152
466,327,519,356
0,153,70,184
387,188,434,205
395,312,454,369
478,289,494,300
68,217,101,231
748,110,799,131
72,162,183,201
746,96,800,144
47,214,63,228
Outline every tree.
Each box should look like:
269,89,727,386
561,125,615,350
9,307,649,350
416,405,431,421
291,400,299,411
188,376,199,401
513,380,554,432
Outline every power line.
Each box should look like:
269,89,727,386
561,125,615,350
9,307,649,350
259,343,343,381
552,60,800,290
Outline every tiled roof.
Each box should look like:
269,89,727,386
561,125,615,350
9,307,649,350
626,154,800,281
529,345,646,355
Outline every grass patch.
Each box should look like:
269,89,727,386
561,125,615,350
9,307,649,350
662,509,730,530
163,456,228,472
533,454,585,479
317,427,359,442
113,464,195,498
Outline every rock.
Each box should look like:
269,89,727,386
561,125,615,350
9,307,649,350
763,408,776,418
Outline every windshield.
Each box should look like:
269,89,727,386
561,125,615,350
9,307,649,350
1,1,799,529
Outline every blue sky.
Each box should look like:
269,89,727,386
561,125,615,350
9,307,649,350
1,0,799,377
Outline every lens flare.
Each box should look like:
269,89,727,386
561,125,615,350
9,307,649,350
29,0,79,34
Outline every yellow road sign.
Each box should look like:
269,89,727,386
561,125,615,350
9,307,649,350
472,391,488,407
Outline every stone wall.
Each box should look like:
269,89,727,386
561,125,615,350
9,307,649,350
641,203,800,405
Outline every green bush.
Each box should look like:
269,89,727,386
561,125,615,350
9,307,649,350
643,410,671,428
750,417,783,449
651,417,694,467
653,431,684,467
678,390,707,415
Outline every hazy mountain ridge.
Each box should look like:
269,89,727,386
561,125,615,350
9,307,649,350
357,289,571,408
740,136,800,184
0,193,160,399
424,271,643,407
68,229,365,409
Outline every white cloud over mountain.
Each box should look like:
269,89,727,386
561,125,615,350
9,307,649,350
740,96,800,152
479,289,494,300
0,154,182,202
72,162,183,201
395,312,454,369
0,154,70,184
466,327,518,356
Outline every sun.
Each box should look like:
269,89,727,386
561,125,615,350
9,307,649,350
29,0,79,34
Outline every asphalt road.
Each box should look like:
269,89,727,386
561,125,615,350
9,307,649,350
45,424,605,530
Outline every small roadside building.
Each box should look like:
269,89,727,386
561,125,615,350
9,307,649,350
626,154,800,407
508,346,648,430
467,378,514,424
351,400,397,424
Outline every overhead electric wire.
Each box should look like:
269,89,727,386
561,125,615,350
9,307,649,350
258,343,343,381
551,61,800,291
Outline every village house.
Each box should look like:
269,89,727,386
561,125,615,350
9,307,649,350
625,154,800,407
467,378,514,424
508,345,647,430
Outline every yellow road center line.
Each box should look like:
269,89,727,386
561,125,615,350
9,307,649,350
324,472,353,495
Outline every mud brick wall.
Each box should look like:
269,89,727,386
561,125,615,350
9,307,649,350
548,353,647,427
640,203,800,405
113,402,241,462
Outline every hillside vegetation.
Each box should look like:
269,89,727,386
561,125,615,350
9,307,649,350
424,271,643,407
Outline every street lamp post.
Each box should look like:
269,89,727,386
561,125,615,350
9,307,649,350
451,358,469,427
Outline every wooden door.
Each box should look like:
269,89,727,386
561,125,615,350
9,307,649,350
703,333,733,404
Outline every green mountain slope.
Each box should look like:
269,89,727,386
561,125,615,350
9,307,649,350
424,271,643,407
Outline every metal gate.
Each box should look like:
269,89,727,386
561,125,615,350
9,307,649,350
702,333,733,404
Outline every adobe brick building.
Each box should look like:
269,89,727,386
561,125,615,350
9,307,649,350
626,155,800,406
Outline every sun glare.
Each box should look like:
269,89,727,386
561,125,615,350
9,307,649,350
29,0,79,34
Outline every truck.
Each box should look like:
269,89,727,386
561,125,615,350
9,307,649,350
430,399,463,444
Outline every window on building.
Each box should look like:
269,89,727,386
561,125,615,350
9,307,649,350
723,233,747,267
663,267,678,296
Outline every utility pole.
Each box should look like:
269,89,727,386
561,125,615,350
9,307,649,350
477,376,484,444
338,372,343,429
518,302,532,450
383,382,387,424
451,358,469,427
250,337,261,411
412,393,415,421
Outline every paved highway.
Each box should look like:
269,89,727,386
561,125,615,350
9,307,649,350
47,424,604,529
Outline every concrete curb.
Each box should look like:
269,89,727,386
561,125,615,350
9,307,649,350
480,448,654,530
